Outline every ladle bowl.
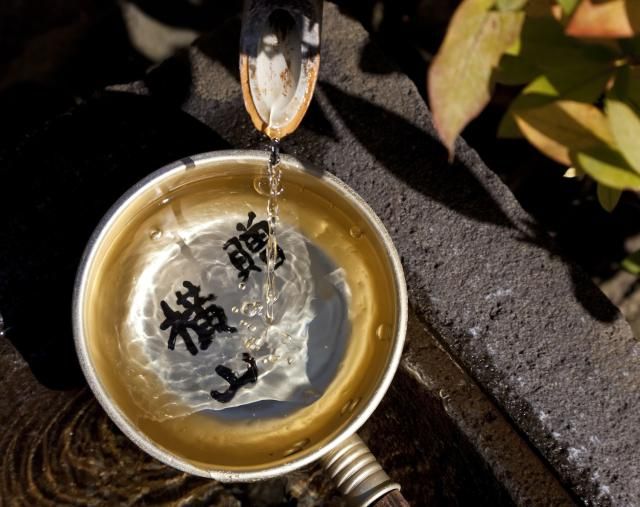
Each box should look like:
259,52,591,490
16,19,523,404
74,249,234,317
73,150,408,505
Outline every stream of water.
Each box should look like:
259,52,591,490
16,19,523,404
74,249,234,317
265,138,282,324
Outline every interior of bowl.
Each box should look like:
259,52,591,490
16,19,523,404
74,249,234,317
74,151,406,479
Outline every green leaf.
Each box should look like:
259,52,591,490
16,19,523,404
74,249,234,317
619,36,640,59
606,67,640,173
611,65,640,110
497,15,617,138
498,75,558,137
514,100,613,165
596,183,622,211
557,0,580,15
622,249,640,275
497,0,528,11
607,96,640,173
498,53,615,137
494,54,540,85
524,0,555,17
498,111,524,137
429,0,525,156
517,16,617,69
625,67,640,109
571,146,640,189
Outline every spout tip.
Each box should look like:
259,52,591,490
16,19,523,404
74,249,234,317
240,0,323,139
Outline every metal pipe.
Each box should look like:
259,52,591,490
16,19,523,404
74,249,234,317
322,434,401,506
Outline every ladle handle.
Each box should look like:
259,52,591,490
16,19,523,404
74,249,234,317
321,434,409,506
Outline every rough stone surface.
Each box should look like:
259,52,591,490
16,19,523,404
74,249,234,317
0,3,636,505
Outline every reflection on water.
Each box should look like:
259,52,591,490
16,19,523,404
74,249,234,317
124,211,350,421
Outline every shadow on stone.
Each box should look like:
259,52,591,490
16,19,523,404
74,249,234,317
321,81,517,230
301,97,339,142
0,91,229,389
362,364,517,505
321,81,619,323
128,0,241,32
144,49,194,106
517,218,619,323
196,17,243,83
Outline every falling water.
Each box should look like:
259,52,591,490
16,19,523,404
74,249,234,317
265,138,282,324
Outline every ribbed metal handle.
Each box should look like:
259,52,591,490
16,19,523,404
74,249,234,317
321,434,401,507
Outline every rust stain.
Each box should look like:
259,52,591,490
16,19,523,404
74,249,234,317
279,67,293,96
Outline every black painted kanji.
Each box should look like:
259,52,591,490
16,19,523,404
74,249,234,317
223,211,285,282
210,353,259,403
160,281,236,355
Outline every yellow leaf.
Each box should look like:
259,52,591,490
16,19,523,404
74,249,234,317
557,0,580,15
514,101,613,165
566,0,640,38
605,67,640,173
607,95,640,173
429,0,524,157
572,146,640,189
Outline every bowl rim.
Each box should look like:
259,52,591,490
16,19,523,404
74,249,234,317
72,149,408,482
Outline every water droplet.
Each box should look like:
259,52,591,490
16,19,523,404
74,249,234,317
149,229,163,240
239,320,246,326
253,176,270,196
238,282,247,291
245,337,259,350
249,325,257,332
287,357,294,365
283,438,310,457
303,389,320,399
349,225,363,239
376,323,392,341
232,306,239,314
340,398,361,415
262,358,269,364
241,301,263,317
